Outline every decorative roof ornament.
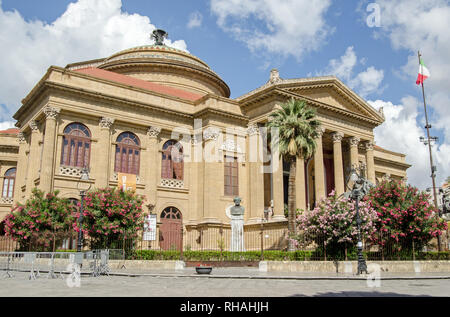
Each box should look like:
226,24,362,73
151,29,168,46
268,69,283,84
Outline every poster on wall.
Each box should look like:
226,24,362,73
143,214,157,241
118,173,136,191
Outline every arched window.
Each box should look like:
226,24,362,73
2,168,16,198
115,132,140,175
161,207,182,220
61,123,91,168
161,140,183,180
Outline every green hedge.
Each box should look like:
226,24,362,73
128,250,317,261
126,249,450,261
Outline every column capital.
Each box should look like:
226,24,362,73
348,136,360,147
99,117,115,129
43,106,60,120
203,127,220,141
316,127,325,138
247,123,259,136
147,126,161,138
17,132,26,143
331,131,344,143
29,120,39,132
364,141,374,151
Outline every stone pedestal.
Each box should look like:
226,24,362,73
230,215,245,252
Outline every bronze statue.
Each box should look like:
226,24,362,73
151,29,168,46
230,197,245,216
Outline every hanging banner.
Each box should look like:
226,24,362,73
143,214,157,241
118,173,136,191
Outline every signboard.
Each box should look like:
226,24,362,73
118,173,136,191
143,214,157,241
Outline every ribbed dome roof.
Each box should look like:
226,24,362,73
66,43,230,98
102,44,212,71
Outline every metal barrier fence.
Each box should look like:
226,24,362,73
0,250,110,279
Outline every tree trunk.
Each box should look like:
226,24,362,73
287,159,297,251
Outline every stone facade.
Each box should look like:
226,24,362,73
0,43,410,248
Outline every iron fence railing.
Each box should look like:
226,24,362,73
0,225,448,262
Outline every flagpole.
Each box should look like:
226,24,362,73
417,50,441,251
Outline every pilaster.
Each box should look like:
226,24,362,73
39,106,60,193
97,117,114,188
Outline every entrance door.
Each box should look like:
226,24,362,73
159,207,183,251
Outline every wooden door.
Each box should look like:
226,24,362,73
159,207,183,251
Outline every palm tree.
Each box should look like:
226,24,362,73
267,98,321,251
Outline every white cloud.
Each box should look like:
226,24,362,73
349,66,384,98
210,0,333,60
368,0,450,187
187,11,203,29
0,0,187,123
317,46,385,98
0,121,15,131
369,98,450,190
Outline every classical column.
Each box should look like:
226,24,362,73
13,132,27,203
271,147,285,221
39,106,60,193
25,121,41,198
202,127,222,223
295,156,307,212
313,128,326,203
349,136,360,169
365,141,376,184
246,123,265,223
332,131,345,196
146,126,161,206
96,117,114,188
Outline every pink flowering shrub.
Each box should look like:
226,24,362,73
364,180,448,251
294,190,378,259
74,187,144,248
4,189,76,251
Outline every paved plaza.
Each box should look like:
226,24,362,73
0,270,449,297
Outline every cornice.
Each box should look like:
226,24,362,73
374,156,411,169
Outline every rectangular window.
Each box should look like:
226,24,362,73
224,156,238,196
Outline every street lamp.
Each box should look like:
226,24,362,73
76,167,91,252
348,166,372,275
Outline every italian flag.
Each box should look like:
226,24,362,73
416,58,430,85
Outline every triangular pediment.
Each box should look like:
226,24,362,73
279,77,383,122
237,76,385,125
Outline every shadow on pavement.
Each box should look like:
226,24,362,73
290,291,432,297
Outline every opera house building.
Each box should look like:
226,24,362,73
0,32,410,250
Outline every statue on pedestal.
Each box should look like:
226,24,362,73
226,197,245,252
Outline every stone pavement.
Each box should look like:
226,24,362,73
0,268,449,297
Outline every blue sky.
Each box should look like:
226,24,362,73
0,0,449,190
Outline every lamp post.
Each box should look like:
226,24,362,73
349,167,369,275
77,167,91,252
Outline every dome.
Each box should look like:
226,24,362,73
96,44,230,98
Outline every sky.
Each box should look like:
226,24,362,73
0,0,449,190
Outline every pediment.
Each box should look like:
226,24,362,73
238,76,384,125
279,78,384,123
